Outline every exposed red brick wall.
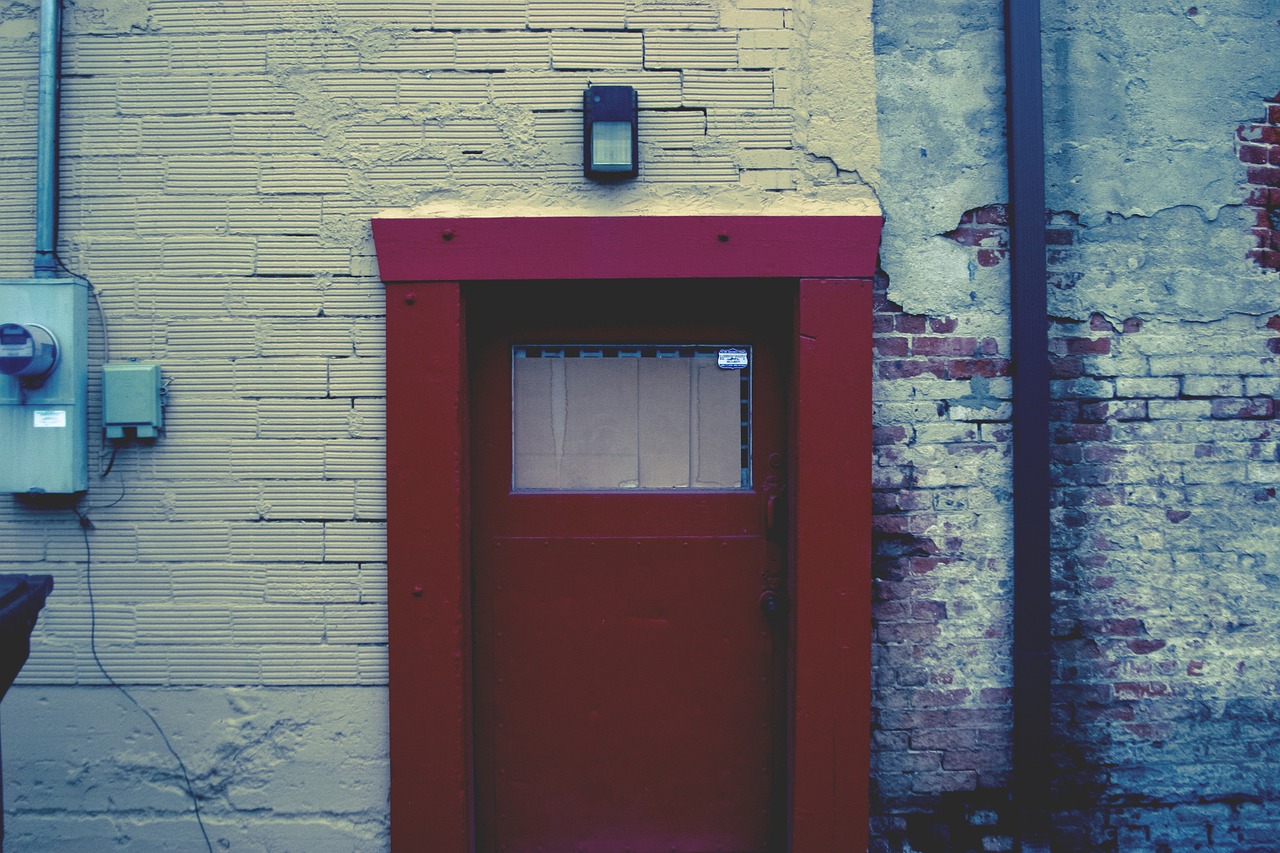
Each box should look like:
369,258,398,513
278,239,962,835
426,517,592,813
942,204,1009,268
1045,309,1280,848
871,224,1280,849
870,270,1017,852
941,204,1081,277
1238,93,1280,271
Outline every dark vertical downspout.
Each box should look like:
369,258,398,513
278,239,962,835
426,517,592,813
1005,0,1052,850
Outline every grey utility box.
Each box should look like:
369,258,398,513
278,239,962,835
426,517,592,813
0,279,87,494
103,362,163,439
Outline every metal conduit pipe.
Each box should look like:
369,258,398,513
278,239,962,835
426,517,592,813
1004,0,1052,849
34,0,63,277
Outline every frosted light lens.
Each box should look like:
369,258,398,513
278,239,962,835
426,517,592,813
591,122,632,170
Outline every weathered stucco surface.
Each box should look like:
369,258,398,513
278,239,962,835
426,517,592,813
1044,1,1268,222
1043,0,1280,321
1058,205,1274,321
875,0,1280,323
873,1,1009,318
2,687,389,851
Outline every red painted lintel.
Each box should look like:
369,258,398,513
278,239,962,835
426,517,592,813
372,215,882,283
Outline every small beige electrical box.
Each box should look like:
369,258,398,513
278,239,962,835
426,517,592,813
103,362,163,439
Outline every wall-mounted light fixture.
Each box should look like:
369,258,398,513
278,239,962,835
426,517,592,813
583,85,638,181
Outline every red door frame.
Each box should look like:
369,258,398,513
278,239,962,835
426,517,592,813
373,215,881,852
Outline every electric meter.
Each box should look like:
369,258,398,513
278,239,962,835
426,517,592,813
0,322,59,385
0,278,87,494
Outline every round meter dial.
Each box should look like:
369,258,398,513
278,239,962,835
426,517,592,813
0,323,59,383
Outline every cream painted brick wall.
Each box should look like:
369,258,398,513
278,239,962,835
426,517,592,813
552,31,645,68
530,0,629,29
0,0,879,695
457,31,551,69
645,31,739,69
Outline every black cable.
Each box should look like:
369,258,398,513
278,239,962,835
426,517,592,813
54,252,110,364
75,509,215,853
57,244,203,846
53,252,117,482
78,446,127,513
99,444,120,479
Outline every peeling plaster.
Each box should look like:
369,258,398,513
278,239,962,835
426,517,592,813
875,0,1280,324
1044,1,1277,224
794,0,882,188
872,3,1008,317
1041,2,1280,322
0,6,37,42
1050,205,1280,322
63,0,149,33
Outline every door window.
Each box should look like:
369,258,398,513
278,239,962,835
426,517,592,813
511,344,751,490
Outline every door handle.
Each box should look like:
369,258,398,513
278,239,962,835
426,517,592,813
765,494,785,540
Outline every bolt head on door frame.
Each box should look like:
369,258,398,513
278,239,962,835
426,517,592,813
373,214,881,852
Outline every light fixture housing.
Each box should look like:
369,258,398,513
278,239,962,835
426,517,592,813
583,85,638,181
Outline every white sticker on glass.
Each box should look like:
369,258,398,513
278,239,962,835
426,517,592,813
717,348,749,369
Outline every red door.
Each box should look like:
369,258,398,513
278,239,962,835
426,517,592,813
471,281,792,853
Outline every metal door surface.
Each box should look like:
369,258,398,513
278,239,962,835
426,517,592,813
471,281,791,853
